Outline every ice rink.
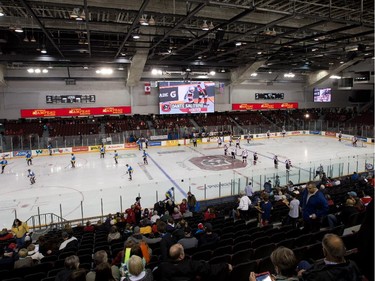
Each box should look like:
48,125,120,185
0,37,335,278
1,135,374,227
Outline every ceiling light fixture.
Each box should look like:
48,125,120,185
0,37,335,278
0,7,4,16
132,34,140,39
208,21,214,30
41,46,47,54
148,15,155,26
140,15,148,25
15,26,23,33
34,68,41,73
70,8,79,19
235,42,242,46
27,68,34,73
284,72,295,78
330,75,341,79
201,20,209,31
42,69,48,73
30,35,36,43
250,73,258,77
209,70,216,76
23,35,29,42
96,68,113,75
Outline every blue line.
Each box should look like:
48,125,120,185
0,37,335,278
147,154,187,198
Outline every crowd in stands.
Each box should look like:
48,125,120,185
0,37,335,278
1,107,371,141
0,171,373,281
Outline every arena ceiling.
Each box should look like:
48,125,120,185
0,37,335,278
0,0,373,81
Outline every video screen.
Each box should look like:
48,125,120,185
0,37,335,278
313,88,332,102
158,81,215,114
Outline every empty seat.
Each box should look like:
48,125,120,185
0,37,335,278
229,261,257,281
232,249,254,266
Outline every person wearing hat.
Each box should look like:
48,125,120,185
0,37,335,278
198,223,219,247
347,191,365,213
327,198,359,228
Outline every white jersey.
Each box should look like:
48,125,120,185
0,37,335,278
242,150,248,157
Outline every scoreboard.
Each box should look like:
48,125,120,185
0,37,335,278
255,93,284,100
46,95,96,104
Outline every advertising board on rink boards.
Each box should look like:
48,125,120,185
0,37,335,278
105,144,124,151
72,146,89,152
324,131,336,137
165,140,179,146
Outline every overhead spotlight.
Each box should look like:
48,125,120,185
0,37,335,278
23,35,29,42
96,68,113,75
41,47,47,54
0,7,4,16
83,66,89,69
270,28,277,36
268,71,272,74
250,73,257,77
118,67,124,71
305,113,310,118
15,26,23,33
340,61,344,64
330,75,341,79
120,52,126,56
151,68,158,75
208,21,214,30
70,8,79,19
27,68,34,73
220,69,226,73
148,15,155,25
235,42,242,46
209,70,216,76
185,68,191,72
140,15,148,25
34,68,41,73
257,51,262,55
201,20,209,31
30,35,36,43
132,34,140,39
284,72,295,78
42,69,48,73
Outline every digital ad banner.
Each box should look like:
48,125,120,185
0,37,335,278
158,81,215,114
232,102,298,111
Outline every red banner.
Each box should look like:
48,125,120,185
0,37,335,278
72,146,89,152
21,106,131,118
232,102,298,111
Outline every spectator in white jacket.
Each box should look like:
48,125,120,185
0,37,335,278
237,191,252,220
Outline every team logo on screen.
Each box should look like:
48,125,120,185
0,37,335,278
161,102,171,112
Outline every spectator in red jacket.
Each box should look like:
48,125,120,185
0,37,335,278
204,208,216,221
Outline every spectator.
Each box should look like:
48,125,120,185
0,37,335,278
300,234,362,281
107,226,121,243
67,268,86,281
327,198,359,228
158,221,177,261
177,227,198,250
347,191,366,213
86,250,120,281
301,181,329,233
237,191,252,220
27,244,44,263
0,247,14,269
245,182,253,198
264,180,272,194
285,192,300,228
250,246,298,281
11,218,29,249
204,208,216,221
83,221,95,232
14,248,33,269
198,223,219,247
351,172,359,182
187,192,197,212
155,243,232,281
125,255,153,281
95,263,116,281
179,199,188,214
171,207,182,221
0,228,13,241
59,232,78,252
150,211,160,223
259,193,272,226
55,255,80,281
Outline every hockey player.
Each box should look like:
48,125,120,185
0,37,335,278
217,136,222,147
100,145,105,158
224,144,228,156
229,135,233,146
71,153,76,168
241,149,248,163
47,143,53,156
1,157,8,174
247,132,252,144
143,150,148,165
235,137,241,149
27,169,36,185
25,151,32,166
114,150,119,164
253,152,258,165
197,82,208,106
231,147,237,159
314,164,324,179
338,131,342,142
266,130,270,139
184,86,195,103
281,128,286,137
273,155,278,168
126,164,133,180
352,136,358,147
285,159,291,172
145,138,149,149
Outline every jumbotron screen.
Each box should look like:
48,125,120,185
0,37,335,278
313,87,332,102
158,81,215,114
